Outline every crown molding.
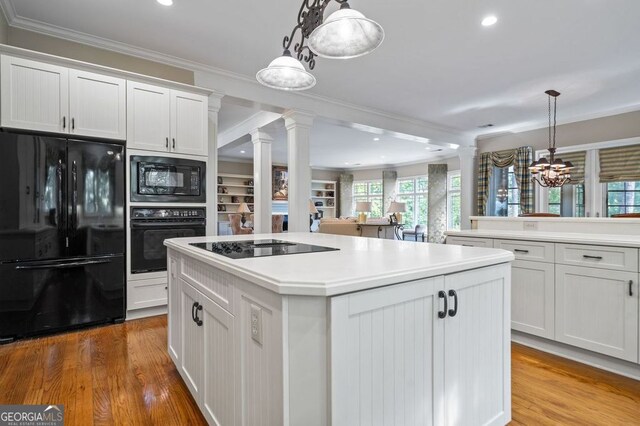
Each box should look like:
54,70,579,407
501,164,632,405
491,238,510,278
0,0,467,145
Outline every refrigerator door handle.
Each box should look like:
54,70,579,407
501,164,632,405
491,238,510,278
57,159,64,231
15,258,112,270
71,160,78,230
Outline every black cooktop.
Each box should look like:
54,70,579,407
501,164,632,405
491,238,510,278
189,239,339,259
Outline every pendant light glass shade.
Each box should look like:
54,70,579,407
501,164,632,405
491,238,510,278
308,4,384,59
256,50,316,91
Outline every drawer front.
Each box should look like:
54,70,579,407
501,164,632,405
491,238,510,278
445,236,494,248
180,255,235,315
495,239,555,263
127,277,168,310
555,243,639,272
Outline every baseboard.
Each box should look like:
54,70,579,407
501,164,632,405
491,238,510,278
512,331,640,381
126,305,167,320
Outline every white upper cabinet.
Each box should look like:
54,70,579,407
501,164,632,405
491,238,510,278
171,90,208,157
69,69,125,140
127,81,171,152
128,82,208,156
1,55,69,133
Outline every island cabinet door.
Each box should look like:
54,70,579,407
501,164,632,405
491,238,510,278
555,265,638,362
331,276,445,426
199,295,237,426
167,255,180,364
180,279,204,399
442,265,511,426
511,259,555,339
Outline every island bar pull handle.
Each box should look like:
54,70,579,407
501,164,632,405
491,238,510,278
191,302,198,323
438,291,448,319
514,249,529,254
583,255,603,260
448,289,458,317
195,304,203,326
630,280,634,297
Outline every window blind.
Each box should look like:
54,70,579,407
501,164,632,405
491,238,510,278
599,144,640,183
558,150,586,184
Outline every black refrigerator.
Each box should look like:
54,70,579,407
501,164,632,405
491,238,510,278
0,132,125,342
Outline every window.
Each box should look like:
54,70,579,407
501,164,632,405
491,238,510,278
447,171,461,230
548,185,586,217
489,165,519,217
353,180,383,218
396,176,428,229
606,181,640,216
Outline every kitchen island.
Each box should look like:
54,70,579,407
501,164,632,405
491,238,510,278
164,232,514,426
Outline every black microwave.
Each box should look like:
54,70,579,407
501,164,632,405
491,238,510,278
130,156,206,203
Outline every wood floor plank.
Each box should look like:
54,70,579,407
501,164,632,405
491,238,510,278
0,316,638,425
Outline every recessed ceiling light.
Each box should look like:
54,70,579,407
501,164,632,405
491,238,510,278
481,15,498,26
344,162,350,165
380,155,385,159
373,137,380,141
157,0,173,6
240,150,246,154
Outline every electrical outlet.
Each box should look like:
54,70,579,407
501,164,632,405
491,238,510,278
523,221,538,230
250,304,263,345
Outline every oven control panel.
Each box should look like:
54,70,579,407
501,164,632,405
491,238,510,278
131,207,206,220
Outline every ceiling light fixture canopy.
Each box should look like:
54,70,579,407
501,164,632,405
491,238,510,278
529,90,574,188
257,0,383,90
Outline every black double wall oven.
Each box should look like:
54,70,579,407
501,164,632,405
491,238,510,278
0,132,126,342
129,156,207,275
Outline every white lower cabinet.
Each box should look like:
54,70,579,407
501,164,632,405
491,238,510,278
555,265,638,362
178,277,237,425
510,260,555,339
331,265,510,426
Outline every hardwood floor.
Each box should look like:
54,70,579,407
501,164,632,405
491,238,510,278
1,316,638,425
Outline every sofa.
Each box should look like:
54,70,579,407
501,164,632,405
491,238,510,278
318,218,360,236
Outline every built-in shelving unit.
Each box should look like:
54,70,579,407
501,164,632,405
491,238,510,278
311,180,337,219
217,173,254,235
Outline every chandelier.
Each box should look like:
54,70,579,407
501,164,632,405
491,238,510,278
529,90,574,187
256,0,384,91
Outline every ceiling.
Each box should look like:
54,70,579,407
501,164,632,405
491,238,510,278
5,0,640,138
218,101,455,169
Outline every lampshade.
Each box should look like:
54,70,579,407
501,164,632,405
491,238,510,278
355,201,372,212
308,3,384,59
309,200,319,214
256,50,316,91
387,201,406,213
237,203,251,213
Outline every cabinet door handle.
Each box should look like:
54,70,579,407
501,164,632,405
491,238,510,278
514,249,529,254
172,138,176,149
71,117,75,130
166,137,169,149
462,244,473,247
195,304,203,326
438,290,448,319
191,302,198,323
583,255,603,260
62,116,66,129
448,289,458,317
630,280,634,297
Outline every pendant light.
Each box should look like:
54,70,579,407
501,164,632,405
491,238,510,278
257,0,383,91
256,49,316,91
308,2,384,59
529,90,574,188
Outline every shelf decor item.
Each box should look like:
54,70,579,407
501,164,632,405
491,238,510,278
218,176,223,184
355,201,371,224
231,196,240,204
529,90,574,188
256,0,384,91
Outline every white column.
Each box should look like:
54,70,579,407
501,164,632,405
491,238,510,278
207,92,224,236
459,146,477,230
250,129,273,234
283,110,315,233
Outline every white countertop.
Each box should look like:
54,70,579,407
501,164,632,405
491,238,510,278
164,232,514,297
446,229,640,248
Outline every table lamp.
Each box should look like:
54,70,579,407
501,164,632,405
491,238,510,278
355,201,372,224
237,202,251,227
387,201,406,224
